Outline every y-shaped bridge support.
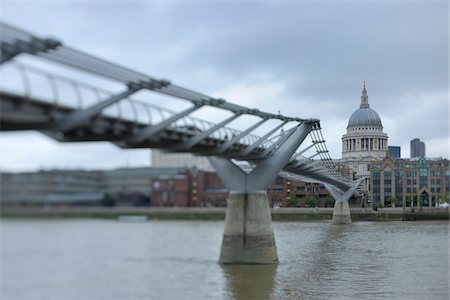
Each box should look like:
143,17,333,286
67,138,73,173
209,122,313,264
325,179,363,224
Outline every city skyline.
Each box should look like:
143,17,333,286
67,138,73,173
0,1,448,171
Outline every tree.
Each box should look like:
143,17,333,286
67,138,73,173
406,196,412,207
101,192,115,207
325,195,335,207
304,196,316,207
287,191,297,207
388,196,397,207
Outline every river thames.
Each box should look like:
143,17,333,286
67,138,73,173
1,219,448,300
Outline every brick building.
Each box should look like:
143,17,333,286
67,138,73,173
151,169,228,207
267,176,334,208
152,168,337,208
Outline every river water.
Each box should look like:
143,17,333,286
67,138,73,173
1,219,448,300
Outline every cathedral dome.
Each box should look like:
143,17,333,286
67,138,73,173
347,107,382,128
347,81,383,128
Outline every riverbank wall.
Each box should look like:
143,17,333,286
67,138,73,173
1,207,448,221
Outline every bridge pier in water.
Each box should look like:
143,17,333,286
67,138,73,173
209,122,313,264
325,179,362,225
220,191,278,264
332,200,352,224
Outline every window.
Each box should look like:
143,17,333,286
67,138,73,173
396,173,403,196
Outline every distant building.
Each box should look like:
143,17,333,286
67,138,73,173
0,170,103,206
410,138,426,158
267,176,333,208
151,169,337,208
370,156,449,207
388,146,401,158
151,150,214,171
151,169,228,207
1,165,352,208
0,167,181,206
102,167,181,206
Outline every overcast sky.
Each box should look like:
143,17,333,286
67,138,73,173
0,0,448,172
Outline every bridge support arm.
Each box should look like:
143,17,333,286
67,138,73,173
248,122,313,190
210,122,313,192
325,179,363,224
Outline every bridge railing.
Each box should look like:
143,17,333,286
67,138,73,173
1,62,276,150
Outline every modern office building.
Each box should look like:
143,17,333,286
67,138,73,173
388,146,401,158
370,156,449,208
339,82,388,193
410,138,426,158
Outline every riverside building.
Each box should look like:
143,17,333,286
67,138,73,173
370,156,449,207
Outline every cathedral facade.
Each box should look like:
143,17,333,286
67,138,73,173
338,82,388,201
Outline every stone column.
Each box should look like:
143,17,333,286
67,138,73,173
220,191,278,264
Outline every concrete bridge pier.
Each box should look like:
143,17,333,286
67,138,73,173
325,180,363,225
220,191,277,264
332,200,351,224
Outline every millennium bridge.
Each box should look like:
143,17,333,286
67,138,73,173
0,22,362,264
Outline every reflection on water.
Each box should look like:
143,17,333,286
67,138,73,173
1,220,448,300
221,264,277,300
